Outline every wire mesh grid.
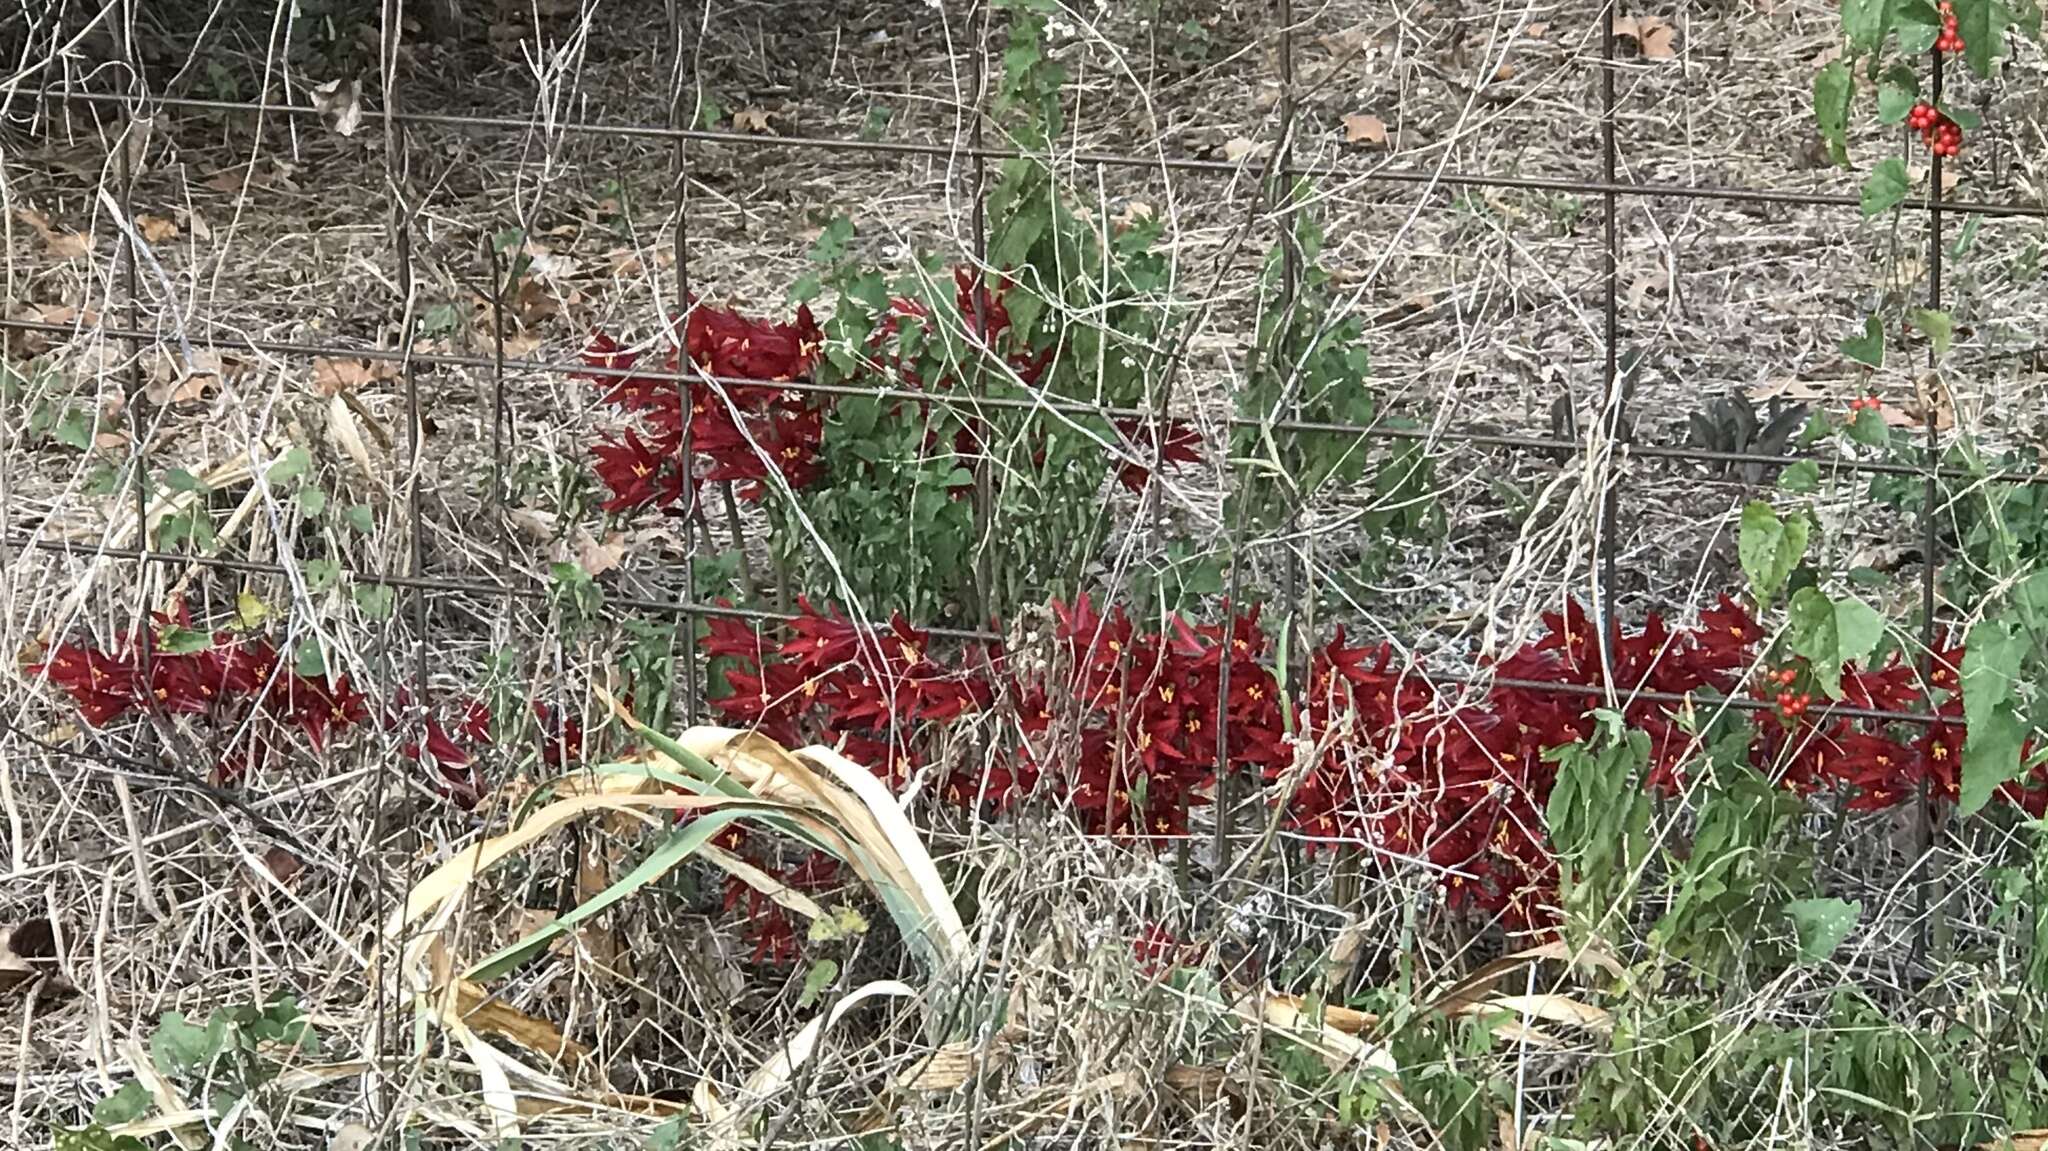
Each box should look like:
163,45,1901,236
0,0,2041,1130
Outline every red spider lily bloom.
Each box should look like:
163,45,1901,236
721,876,800,966
458,698,493,744
146,655,222,716
703,608,772,665
685,303,822,384
834,732,920,787
31,643,141,725
1925,638,1965,694
1534,599,1603,675
532,701,584,767
782,597,863,675
1840,656,1921,713
286,674,370,752
1132,923,1205,976
210,636,282,697
1821,729,1920,811
955,266,1015,343
1917,705,1964,802
711,661,810,736
1111,417,1204,493
784,851,843,892
592,426,686,512
1692,594,1762,663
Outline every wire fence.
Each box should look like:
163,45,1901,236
0,0,2029,959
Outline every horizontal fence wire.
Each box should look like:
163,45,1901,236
7,72,1999,760
6,536,1949,727
29,90,2048,220
0,315,2038,487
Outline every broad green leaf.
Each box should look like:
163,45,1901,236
156,625,212,655
1954,0,2011,77
1779,460,1822,493
1961,617,2026,728
1738,501,1809,607
297,487,327,516
53,408,93,450
1786,587,1885,698
91,1082,151,1127
1860,158,1911,216
1941,104,1984,131
149,1011,227,1076
293,639,326,678
646,1115,688,1151
1814,61,1853,168
1842,0,1897,53
163,468,209,494
1896,0,1945,50
1840,314,1885,367
1909,307,1953,357
1847,407,1892,448
1876,64,1919,123
798,958,839,1008
267,445,312,484
1784,898,1861,963
352,584,395,620
1961,706,2027,816
343,504,375,533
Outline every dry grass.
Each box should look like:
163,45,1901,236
0,0,2045,1148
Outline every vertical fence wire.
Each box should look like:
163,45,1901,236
667,0,700,727
1595,6,1624,680
1913,46,1948,970
112,0,164,922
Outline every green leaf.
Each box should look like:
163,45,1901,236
1738,501,1810,607
807,904,870,943
1954,0,2011,77
1941,104,1984,131
1813,61,1853,167
1784,897,1861,963
1842,0,1897,53
1962,707,2028,815
163,468,209,494
149,1011,227,1076
1961,619,2026,729
1785,587,1885,698
343,504,375,533
293,639,326,678
465,807,763,981
268,445,312,484
352,583,395,619
53,408,94,450
91,1082,152,1127
1779,460,1822,493
304,557,341,593
1909,307,1953,357
1840,315,1886,368
297,487,327,516
798,958,839,1008
1847,406,1892,448
157,625,212,656
1860,158,1912,216
1876,64,1919,123
645,1116,688,1151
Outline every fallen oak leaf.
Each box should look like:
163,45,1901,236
16,207,92,259
1341,112,1388,147
137,214,180,243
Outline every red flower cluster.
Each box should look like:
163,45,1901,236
582,302,827,510
1112,417,1205,494
708,824,845,965
29,603,494,807
701,597,1000,798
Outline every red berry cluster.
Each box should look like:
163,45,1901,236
1935,1,1965,55
1908,101,1964,157
1847,394,1884,415
27,600,498,806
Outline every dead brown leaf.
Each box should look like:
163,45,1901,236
732,107,777,133
1221,137,1270,163
575,529,627,577
310,76,364,137
451,979,591,1066
203,167,251,194
262,846,303,884
16,207,92,259
137,214,179,244
1342,113,1389,148
1640,17,1676,58
1523,21,1548,37
312,356,397,397
144,349,226,406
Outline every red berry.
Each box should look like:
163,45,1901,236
1850,398,1866,413
1777,691,1795,708
1868,396,1881,409
1797,692,1812,707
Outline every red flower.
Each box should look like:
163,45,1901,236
31,642,140,725
592,426,686,512
286,674,370,751
533,701,584,767
1112,417,1204,493
782,597,863,674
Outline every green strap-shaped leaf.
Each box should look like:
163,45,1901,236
466,807,756,981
